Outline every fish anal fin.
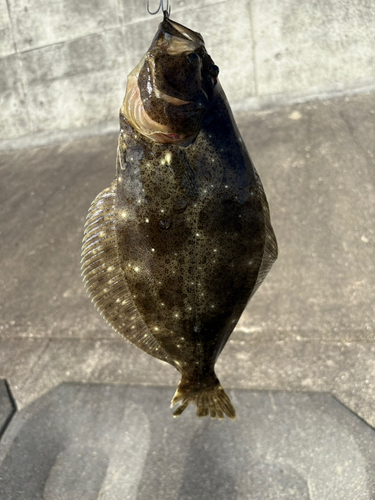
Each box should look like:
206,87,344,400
81,181,173,365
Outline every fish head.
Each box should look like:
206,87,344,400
121,12,219,145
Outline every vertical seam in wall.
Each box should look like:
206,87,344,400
5,0,17,54
248,0,259,96
5,0,33,133
115,0,124,28
116,0,129,79
16,56,33,132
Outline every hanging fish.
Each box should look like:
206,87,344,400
81,8,278,419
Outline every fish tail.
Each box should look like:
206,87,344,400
171,375,236,420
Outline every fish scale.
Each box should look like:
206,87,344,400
82,11,277,419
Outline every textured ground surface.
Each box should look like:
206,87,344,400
1,93,375,496
1,385,375,500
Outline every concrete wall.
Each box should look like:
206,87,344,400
1,0,375,146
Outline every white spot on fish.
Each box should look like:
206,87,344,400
165,152,172,164
145,218,149,223
134,267,140,272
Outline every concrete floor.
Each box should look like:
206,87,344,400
0,93,375,497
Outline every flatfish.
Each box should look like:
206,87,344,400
81,11,278,419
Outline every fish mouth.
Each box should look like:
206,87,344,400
121,71,184,144
153,85,193,106
146,50,199,105
121,52,200,145
121,14,217,145
162,17,204,48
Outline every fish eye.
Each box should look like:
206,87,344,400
208,64,219,78
187,52,199,64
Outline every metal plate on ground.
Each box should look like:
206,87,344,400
0,384,374,499
0,380,16,439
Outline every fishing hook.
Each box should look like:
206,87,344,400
147,0,171,16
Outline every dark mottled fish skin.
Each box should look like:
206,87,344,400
81,12,277,419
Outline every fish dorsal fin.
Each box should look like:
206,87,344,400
81,181,173,365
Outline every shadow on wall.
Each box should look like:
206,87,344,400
1,383,375,499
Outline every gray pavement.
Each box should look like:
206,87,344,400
1,93,374,343
1,93,375,495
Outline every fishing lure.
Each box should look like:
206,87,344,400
81,6,278,419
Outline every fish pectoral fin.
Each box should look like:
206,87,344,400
171,374,236,420
81,180,173,365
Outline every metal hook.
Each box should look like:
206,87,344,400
147,0,171,16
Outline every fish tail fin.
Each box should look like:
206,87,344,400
171,375,236,420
